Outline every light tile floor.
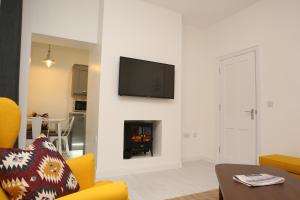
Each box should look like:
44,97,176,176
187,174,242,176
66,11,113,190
107,161,219,200
63,150,83,160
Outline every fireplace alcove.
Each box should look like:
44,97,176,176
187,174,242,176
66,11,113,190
123,120,162,159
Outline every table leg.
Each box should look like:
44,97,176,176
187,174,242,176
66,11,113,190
219,187,223,200
57,122,62,154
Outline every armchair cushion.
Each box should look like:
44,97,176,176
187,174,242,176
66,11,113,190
64,154,129,200
0,137,80,200
66,153,95,190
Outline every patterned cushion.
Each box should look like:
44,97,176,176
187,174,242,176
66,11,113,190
0,136,80,200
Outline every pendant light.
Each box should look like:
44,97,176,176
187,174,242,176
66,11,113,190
42,44,55,68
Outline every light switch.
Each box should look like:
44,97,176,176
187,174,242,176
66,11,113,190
267,101,274,108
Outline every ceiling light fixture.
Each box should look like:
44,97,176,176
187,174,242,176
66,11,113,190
42,44,55,68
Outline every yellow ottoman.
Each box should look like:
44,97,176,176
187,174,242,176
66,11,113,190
259,154,300,179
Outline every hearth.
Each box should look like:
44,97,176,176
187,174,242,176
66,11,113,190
123,121,153,159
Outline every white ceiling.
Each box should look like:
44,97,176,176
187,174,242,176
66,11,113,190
143,0,260,28
32,33,92,50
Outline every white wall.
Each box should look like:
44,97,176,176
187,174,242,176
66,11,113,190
20,0,100,147
86,0,104,157
26,0,99,43
28,43,89,118
85,44,101,156
182,0,300,162
181,26,217,162
97,0,182,177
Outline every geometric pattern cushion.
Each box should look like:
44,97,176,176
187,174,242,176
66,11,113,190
0,136,80,200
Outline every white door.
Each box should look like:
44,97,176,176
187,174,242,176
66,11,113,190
219,51,257,165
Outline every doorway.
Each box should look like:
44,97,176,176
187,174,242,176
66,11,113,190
26,34,92,159
219,48,259,165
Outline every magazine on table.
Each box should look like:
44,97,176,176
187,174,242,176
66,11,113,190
233,173,285,187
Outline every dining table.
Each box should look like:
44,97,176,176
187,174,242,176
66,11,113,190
27,117,65,154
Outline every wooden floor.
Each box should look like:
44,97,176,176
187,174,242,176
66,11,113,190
107,160,218,200
167,189,218,200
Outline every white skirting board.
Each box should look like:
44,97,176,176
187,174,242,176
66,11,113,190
182,155,217,164
96,161,182,179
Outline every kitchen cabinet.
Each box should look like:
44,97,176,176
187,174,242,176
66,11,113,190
72,64,88,96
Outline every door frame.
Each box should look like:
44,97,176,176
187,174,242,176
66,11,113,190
217,46,261,164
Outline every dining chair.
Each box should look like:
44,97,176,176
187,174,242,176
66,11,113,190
27,117,43,145
48,116,75,154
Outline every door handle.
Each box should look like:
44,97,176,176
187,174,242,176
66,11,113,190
244,109,255,120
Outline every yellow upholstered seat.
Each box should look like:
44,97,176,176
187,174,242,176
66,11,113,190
259,154,300,179
0,97,129,200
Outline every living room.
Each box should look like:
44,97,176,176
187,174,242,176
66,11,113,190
1,0,300,200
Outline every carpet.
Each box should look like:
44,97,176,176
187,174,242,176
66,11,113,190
167,189,219,200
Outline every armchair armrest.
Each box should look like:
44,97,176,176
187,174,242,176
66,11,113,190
66,153,95,190
57,181,129,200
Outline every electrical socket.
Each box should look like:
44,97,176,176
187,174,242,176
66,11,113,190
193,132,198,138
183,132,190,138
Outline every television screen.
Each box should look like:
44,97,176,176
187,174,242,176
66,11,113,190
118,57,175,99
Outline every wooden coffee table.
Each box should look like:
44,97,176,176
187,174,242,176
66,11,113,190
215,164,300,200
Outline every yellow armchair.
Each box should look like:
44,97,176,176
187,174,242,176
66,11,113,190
259,154,300,179
0,98,129,200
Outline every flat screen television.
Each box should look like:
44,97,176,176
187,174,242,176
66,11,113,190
118,57,175,99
